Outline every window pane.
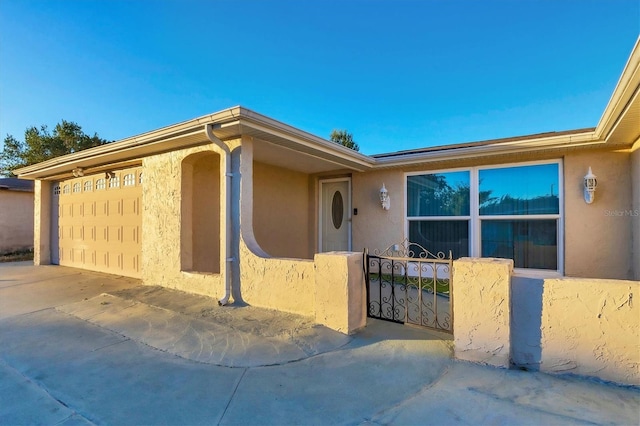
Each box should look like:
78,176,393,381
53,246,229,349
409,220,469,259
407,171,470,216
481,219,557,269
479,164,559,215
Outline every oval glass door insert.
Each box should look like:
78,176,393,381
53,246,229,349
332,191,344,229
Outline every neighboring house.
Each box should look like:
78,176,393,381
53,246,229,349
0,178,34,255
15,39,639,300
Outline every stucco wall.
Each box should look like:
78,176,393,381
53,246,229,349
33,180,51,265
540,278,639,386
564,150,633,279
0,190,34,254
631,145,640,280
239,237,315,316
452,257,513,368
314,251,366,334
253,161,311,259
142,144,226,297
351,170,405,252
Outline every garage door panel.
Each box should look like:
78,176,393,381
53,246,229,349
54,167,142,278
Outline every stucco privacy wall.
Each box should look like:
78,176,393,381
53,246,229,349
0,190,34,254
564,150,633,279
141,143,232,297
631,145,640,280
239,237,315,316
33,180,51,265
452,257,513,368
253,161,311,259
540,278,639,386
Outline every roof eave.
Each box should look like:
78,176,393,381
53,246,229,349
372,130,600,168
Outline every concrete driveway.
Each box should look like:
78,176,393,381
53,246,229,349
1,262,638,425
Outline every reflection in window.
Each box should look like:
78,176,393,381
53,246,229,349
96,178,106,190
407,161,562,271
407,171,470,217
84,180,92,192
479,164,559,215
409,220,469,259
73,183,81,193
62,184,70,194
139,172,143,184
481,219,557,269
109,175,120,188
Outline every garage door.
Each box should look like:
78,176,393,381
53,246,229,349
52,167,142,278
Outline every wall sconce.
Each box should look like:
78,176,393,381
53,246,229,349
105,171,115,180
380,183,390,210
584,167,597,204
72,167,84,177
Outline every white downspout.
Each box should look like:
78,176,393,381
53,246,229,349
205,124,234,306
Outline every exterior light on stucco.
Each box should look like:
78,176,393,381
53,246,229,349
72,167,84,177
584,167,597,204
380,183,390,210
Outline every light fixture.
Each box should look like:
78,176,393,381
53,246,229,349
105,171,115,180
72,167,84,177
584,167,597,204
380,183,390,210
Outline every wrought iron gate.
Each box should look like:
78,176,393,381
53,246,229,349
364,240,453,333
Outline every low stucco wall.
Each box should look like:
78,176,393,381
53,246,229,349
239,240,366,334
239,237,315,316
452,257,513,368
540,278,639,386
0,190,34,254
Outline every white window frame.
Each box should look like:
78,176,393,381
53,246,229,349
405,159,564,277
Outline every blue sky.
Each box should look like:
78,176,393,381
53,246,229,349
1,1,638,155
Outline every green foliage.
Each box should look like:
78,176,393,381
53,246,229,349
1,120,109,176
329,129,359,152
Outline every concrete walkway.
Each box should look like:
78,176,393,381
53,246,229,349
1,262,638,425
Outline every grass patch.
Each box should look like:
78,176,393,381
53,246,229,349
0,249,34,263
368,273,450,294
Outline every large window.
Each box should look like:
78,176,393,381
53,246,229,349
407,161,562,273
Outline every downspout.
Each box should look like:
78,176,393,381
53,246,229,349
205,124,234,306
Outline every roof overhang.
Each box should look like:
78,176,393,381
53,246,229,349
595,37,640,146
14,107,375,180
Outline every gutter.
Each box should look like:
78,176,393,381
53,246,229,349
205,124,234,306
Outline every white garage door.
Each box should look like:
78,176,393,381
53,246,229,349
52,167,142,278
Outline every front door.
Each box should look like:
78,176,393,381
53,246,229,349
319,178,351,252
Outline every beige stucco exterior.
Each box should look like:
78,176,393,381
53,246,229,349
0,189,34,254
253,161,312,259
540,277,639,386
142,143,227,297
564,150,634,279
351,170,405,253
452,257,513,368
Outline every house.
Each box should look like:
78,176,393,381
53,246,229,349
14,39,639,383
0,177,34,255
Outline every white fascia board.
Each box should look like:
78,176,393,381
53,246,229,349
373,131,600,168
595,37,640,140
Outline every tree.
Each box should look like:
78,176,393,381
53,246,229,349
330,129,359,152
1,120,110,176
